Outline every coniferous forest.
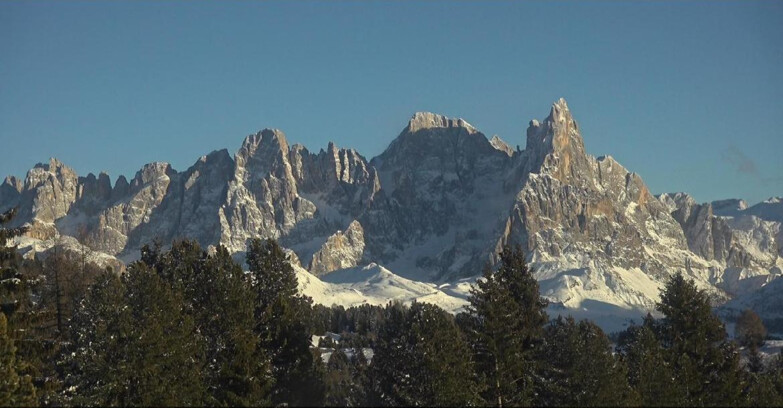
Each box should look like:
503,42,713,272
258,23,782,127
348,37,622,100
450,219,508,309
2,207,783,407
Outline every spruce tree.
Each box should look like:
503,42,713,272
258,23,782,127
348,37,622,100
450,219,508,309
617,315,684,406
366,301,409,406
462,245,548,407
0,208,30,332
203,245,273,406
539,315,636,406
740,371,782,407
140,240,274,406
656,272,742,406
763,351,783,405
247,238,324,406
63,265,204,406
324,348,356,407
349,347,370,406
368,301,480,407
0,312,36,407
0,208,48,403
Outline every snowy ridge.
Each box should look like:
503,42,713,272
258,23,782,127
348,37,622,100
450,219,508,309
295,263,469,314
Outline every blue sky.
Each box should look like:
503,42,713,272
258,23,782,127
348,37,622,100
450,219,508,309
1,1,781,204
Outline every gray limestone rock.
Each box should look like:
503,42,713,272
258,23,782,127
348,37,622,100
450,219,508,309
309,220,365,275
1,99,780,313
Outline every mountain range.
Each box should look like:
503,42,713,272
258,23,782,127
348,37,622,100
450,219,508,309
2,98,780,332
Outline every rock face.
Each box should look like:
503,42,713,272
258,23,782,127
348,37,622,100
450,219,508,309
495,100,710,310
309,220,365,275
658,192,782,296
362,111,516,281
2,99,781,315
663,196,735,263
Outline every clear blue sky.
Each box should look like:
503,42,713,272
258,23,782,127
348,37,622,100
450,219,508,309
1,1,781,204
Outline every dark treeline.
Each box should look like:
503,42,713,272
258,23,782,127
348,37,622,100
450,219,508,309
2,207,783,407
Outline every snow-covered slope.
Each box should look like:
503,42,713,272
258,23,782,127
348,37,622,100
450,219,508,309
296,263,469,314
718,276,783,321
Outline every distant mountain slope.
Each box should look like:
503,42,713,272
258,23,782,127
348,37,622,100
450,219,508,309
2,99,780,320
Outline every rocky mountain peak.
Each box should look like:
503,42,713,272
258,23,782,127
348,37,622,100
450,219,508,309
2,176,22,193
130,162,174,189
25,157,77,188
406,111,476,133
375,111,500,175
235,129,292,174
77,171,113,205
489,135,514,156
309,219,365,275
658,192,697,213
711,198,749,217
524,98,590,185
526,98,581,150
547,97,573,124
198,148,233,166
0,176,22,211
112,175,130,200
1,100,779,325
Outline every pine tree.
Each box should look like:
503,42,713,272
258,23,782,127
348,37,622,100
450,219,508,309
406,302,480,406
739,346,783,407
247,238,324,406
324,348,354,407
366,301,409,406
539,315,636,406
368,301,480,407
349,347,370,406
735,309,767,349
462,245,548,407
63,264,205,406
22,247,104,404
202,245,273,406
656,272,742,406
139,240,273,405
0,312,36,407
617,315,684,406
761,351,783,406
0,208,49,403
740,371,782,407
0,208,30,332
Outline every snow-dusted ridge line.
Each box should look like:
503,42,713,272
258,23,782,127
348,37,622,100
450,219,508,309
2,99,781,328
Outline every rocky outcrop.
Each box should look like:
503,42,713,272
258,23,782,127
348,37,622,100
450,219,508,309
495,99,715,309
660,193,781,266
309,220,365,275
712,198,748,216
218,129,317,253
291,142,380,217
362,111,516,280
489,135,515,157
664,196,734,263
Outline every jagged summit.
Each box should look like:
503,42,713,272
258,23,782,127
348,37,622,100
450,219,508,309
547,97,571,122
489,135,514,156
526,98,579,144
406,111,476,133
241,128,289,150
3,99,780,327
